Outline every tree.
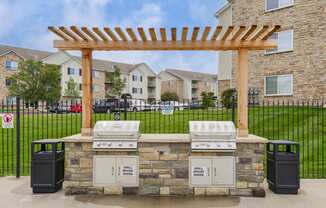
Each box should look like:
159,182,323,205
9,60,61,103
106,69,125,98
201,91,215,109
221,88,237,109
161,92,179,101
64,78,80,99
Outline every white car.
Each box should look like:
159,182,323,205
129,99,153,112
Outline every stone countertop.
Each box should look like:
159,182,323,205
62,133,268,144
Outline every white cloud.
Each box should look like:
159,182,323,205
189,2,215,24
2,0,217,75
120,3,164,27
61,0,112,26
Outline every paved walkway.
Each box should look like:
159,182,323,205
0,177,325,208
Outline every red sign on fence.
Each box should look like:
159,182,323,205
2,113,14,128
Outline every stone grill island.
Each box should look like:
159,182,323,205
63,123,267,196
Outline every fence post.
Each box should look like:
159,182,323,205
16,97,20,178
123,96,127,120
232,95,236,125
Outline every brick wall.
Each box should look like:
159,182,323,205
230,0,326,100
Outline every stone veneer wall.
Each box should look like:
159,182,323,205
63,135,266,196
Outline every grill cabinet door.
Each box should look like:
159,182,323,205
93,156,116,186
116,156,139,186
212,156,235,187
190,157,212,186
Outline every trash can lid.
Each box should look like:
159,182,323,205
268,140,299,145
32,139,63,144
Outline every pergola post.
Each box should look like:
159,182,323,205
81,48,93,136
237,48,249,137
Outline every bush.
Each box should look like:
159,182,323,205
221,88,237,109
161,92,179,101
201,91,215,109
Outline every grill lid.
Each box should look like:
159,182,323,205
189,121,236,140
93,120,140,139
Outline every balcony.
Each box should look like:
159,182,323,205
148,93,156,98
191,81,199,89
148,80,156,87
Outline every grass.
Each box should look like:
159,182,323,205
0,106,325,178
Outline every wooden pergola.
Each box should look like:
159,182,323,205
49,25,280,137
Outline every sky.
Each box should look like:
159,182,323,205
0,0,227,74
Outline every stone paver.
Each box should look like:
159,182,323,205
0,177,325,208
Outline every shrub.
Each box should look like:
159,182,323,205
221,88,237,109
161,92,179,101
201,91,215,109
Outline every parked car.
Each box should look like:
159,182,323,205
129,99,153,112
48,103,70,114
189,100,202,109
70,103,82,113
93,99,131,113
93,100,115,113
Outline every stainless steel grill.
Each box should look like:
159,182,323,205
189,121,236,151
92,121,140,150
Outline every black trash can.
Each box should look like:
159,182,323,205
267,140,300,194
31,139,64,193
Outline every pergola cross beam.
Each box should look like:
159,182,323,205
49,25,280,137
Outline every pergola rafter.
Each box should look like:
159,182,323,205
49,25,280,51
48,25,280,137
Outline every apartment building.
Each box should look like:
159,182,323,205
0,45,51,103
216,0,326,100
0,45,160,102
159,69,218,101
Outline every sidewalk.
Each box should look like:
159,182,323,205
0,177,325,208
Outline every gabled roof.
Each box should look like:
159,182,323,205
215,2,231,17
0,44,52,60
165,69,217,81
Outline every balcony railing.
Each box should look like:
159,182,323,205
148,81,156,87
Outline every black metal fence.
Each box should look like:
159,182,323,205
0,97,325,178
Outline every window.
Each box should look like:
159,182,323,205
132,88,137,94
266,30,293,54
5,79,12,86
5,61,18,70
67,67,76,75
266,0,294,12
92,84,99,92
92,70,100,78
6,96,16,104
265,74,293,96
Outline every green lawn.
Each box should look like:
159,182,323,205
0,106,325,178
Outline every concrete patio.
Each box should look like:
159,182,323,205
1,176,325,208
